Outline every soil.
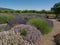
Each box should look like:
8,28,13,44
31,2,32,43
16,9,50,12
40,19,60,45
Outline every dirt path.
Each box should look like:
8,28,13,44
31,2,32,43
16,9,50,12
41,19,60,45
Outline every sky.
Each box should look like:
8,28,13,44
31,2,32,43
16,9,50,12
0,0,60,10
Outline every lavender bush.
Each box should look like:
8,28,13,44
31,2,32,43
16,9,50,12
12,24,41,45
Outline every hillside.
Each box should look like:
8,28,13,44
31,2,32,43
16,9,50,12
0,7,13,10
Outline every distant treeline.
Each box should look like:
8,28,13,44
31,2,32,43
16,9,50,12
0,8,54,14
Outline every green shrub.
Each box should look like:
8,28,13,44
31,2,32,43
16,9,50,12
27,18,52,34
0,26,7,32
20,28,27,36
0,16,7,23
0,15,15,24
54,33,60,45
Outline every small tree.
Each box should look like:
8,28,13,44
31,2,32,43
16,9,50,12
15,10,21,13
51,2,60,18
9,10,14,13
0,10,3,13
4,10,9,13
40,10,47,14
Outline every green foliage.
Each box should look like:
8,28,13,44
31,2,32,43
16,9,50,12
15,10,21,13
40,10,47,13
20,28,27,36
18,43,21,45
27,18,52,34
0,14,15,24
54,33,60,45
0,7,52,13
0,25,8,32
51,2,60,18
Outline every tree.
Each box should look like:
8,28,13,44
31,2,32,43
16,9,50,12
22,10,28,13
40,10,47,14
4,10,9,13
15,10,21,13
9,10,14,13
0,10,3,13
51,2,60,18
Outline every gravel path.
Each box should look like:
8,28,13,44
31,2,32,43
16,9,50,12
41,19,60,45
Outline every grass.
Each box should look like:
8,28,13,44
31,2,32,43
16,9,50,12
27,18,52,34
0,14,15,24
20,28,27,36
0,26,9,32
